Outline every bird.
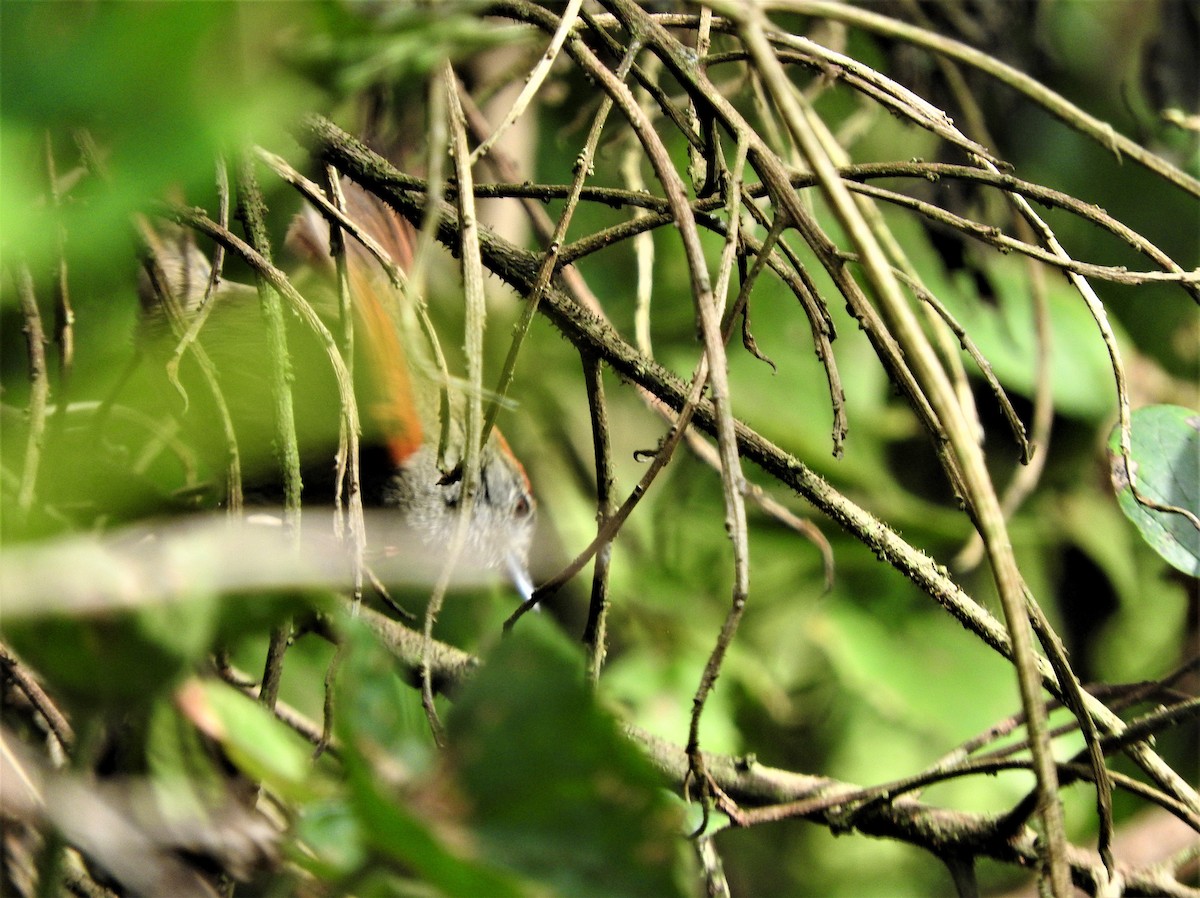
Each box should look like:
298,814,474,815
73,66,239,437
137,179,537,602
286,180,538,601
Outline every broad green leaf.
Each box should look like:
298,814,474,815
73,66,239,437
147,698,228,818
341,751,531,898
0,2,317,273
182,679,315,801
329,617,528,897
1108,405,1200,576
1,604,215,712
448,617,693,898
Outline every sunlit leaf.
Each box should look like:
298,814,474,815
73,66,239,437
181,678,316,801
1109,404,1200,576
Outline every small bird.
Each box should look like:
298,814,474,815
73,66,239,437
287,182,538,601
138,181,537,601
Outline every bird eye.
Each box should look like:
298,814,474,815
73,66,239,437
514,495,532,518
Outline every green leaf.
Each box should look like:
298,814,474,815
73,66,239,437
341,752,531,898
184,679,316,800
1,2,318,273
147,698,228,817
330,617,529,897
1,603,215,712
1108,405,1200,576
448,617,693,898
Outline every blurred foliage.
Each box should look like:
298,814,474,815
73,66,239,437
1,2,1197,898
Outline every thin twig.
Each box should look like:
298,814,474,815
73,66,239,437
581,353,615,686
13,264,49,516
469,0,583,165
478,40,638,449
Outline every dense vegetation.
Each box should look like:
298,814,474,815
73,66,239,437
2,3,1197,897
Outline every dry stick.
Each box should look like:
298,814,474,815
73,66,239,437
727,14,1069,894
362,599,1200,869
685,6,714,194
348,600,1197,894
420,62,490,746
931,672,1200,782
13,265,49,516
812,19,1153,881
469,0,584,165
254,149,405,288
557,175,1200,288
474,75,836,587
235,154,301,713
298,116,1189,808
163,202,364,699
581,4,707,158
479,40,639,450
1006,194,1200,817
719,209,839,584
315,640,344,760
163,158,244,513
1025,593,1117,873
234,155,303,528
71,131,244,510
0,643,73,752
137,221,247,515
600,2,752,811
506,345,713,625
840,182,1200,287
712,134,750,318
917,22,1194,823
536,161,1198,296
298,116,982,646
621,53,661,358
661,50,967,494
781,0,1200,199
722,221,843,584
321,168,368,613
499,207,773,629
895,0,1057,570
462,89,707,620
203,158,230,308
734,728,1200,835
581,353,615,686
2,648,74,763
415,77,457,470
887,267,1030,461
752,33,1000,168
955,253,1053,571
792,108,985,450
43,135,74,430
626,724,1198,898
273,100,457,473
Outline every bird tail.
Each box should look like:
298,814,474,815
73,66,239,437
286,183,424,469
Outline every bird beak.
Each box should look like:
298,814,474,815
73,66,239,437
506,553,536,605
